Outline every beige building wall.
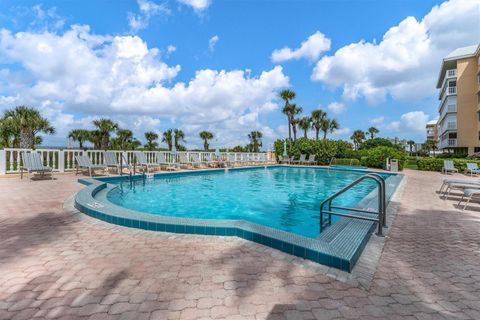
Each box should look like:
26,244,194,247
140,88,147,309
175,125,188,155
456,55,480,154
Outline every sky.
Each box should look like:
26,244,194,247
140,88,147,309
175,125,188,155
0,0,479,149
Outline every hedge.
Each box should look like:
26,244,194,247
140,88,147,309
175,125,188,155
417,158,480,172
332,158,361,166
359,146,406,170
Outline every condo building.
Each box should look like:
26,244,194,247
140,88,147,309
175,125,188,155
426,120,438,142
436,44,480,154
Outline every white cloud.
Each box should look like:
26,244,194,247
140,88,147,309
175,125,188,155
327,102,346,114
370,116,385,125
0,25,289,148
128,0,170,32
208,35,219,52
177,0,211,12
386,111,430,133
312,0,480,104
332,128,351,137
271,31,331,63
167,45,176,54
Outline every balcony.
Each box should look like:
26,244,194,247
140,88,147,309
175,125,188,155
446,69,457,78
448,139,457,147
440,139,457,149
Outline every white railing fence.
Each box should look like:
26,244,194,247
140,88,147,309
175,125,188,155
0,148,274,175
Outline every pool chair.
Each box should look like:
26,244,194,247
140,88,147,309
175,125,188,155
303,154,316,165
75,155,107,177
154,152,177,171
20,152,53,180
465,163,480,176
279,156,291,164
178,153,195,169
190,153,206,168
226,154,238,167
133,152,158,173
458,188,480,210
442,160,458,174
104,151,130,174
205,153,222,168
439,178,480,193
442,180,480,199
292,154,306,165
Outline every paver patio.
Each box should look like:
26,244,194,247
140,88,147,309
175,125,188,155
0,170,479,320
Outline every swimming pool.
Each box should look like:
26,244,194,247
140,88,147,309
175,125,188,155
107,167,389,238
75,166,402,271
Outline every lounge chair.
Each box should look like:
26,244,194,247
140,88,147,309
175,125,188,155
443,180,480,199
226,154,237,167
279,156,291,164
154,152,177,171
133,152,158,173
303,154,316,165
190,154,206,168
292,154,306,165
104,152,131,174
458,188,480,210
75,155,107,177
178,153,195,169
442,160,458,174
465,163,480,176
439,178,480,193
20,152,53,180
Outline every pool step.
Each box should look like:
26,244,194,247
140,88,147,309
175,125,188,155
317,218,349,242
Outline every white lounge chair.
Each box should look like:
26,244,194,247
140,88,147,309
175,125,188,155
154,152,177,171
104,152,131,174
442,160,458,174
178,153,195,169
458,188,480,210
133,152,158,173
465,163,480,176
20,152,53,180
303,154,316,165
190,154,205,168
75,155,107,177
226,154,237,167
439,178,480,193
292,154,306,165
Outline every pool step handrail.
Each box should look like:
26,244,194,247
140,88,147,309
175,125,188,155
319,173,386,236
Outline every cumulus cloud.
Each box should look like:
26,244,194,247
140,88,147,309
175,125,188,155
327,102,346,114
0,25,289,148
128,0,170,32
177,0,211,12
370,116,385,125
386,111,430,133
208,35,219,52
271,31,331,63
312,0,480,104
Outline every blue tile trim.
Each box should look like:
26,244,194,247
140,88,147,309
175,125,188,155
74,166,402,272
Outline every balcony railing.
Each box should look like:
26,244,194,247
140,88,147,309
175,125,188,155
446,69,457,78
448,87,457,94
448,139,457,147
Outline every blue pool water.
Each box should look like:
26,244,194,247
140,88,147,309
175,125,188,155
106,167,390,238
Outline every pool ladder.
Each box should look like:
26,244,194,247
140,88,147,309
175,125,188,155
319,173,386,236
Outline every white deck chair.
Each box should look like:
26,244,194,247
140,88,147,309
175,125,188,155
442,160,458,174
20,152,53,180
75,155,107,177
133,152,158,173
104,152,131,174
465,163,480,176
304,154,316,165
458,188,480,210
292,154,306,165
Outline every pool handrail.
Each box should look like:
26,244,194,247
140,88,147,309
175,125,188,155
319,172,386,236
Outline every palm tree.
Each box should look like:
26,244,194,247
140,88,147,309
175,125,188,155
289,104,303,141
92,118,118,150
68,129,90,149
423,139,437,157
116,129,133,150
162,129,173,150
0,118,14,148
350,130,366,149
199,131,214,151
367,127,379,139
144,131,159,150
248,131,263,152
297,117,312,139
320,118,339,140
279,89,296,141
129,138,142,150
88,130,102,149
407,140,415,155
3,106,55,148
174,129,185,149
311,109,327,140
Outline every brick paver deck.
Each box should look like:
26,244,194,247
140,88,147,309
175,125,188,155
0,170,479,319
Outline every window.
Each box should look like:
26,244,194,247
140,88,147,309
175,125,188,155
449,132,457,139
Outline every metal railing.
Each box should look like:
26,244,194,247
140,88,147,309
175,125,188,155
319,173,386,236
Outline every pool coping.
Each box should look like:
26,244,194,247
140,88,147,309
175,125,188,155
74,165,403,272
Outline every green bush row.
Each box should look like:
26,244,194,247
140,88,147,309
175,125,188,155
416,158,480,172
274,138,406,170
332,158,361,166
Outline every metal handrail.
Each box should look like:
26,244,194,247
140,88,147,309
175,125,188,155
320,173,386,236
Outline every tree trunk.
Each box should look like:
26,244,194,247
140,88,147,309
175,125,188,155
315,129,319,140
287,118,292,141
323,131,327,140
101,135,109,150
204,140,208,151
304,130,307,139
292,125,297,141
20,129,34,149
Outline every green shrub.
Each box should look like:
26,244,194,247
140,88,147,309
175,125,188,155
360,146,406,170
358,138,394,150
417,158,480,172
436,153,468,159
